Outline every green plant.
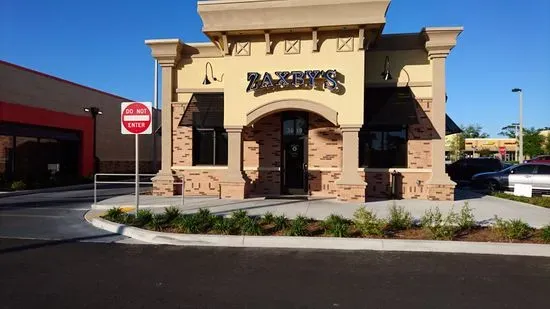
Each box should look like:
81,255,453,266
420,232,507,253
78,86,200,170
10,180,27,191
123,213,136,225
457,202,475,231
135,209,153,227
240,217,263,236
541,225,550,244
493,216,532,241
104,207,125,222
387,203,413,230
195,208,215,232
149,213,167,231
212,216,236,235
420,207,459,240
164,206,181,223
286,215,310,236
273,215,289,231
174,214,201,234
491,192,550,208
231,209,249,224
260,211,275,225
323,214,350,237
353,207,387,236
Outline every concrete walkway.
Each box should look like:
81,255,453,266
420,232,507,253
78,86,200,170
93,189,550,228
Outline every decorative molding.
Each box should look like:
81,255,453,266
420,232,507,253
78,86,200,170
235,41,250,56
312,29,318,52
176,88,224,93
308,167,341,172
358,27,365,51
243,166,281,172
337,36,354,52
264,31,271,54
285,39,300,54
222,33,229,55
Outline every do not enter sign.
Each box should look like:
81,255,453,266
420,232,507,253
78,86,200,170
121,102,152,134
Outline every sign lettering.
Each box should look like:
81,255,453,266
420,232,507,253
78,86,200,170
246,70,339,93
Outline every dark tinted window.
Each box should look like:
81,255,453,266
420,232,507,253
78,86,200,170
512,165,536,175
536,165,550,175
359,127,407,168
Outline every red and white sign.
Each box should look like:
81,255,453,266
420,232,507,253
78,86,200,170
498,146,507,157
121,102,152,135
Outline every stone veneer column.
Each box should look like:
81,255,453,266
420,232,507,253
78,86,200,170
336,126,367,202
146,39,182,196
423,27,463,201
219,126,246,199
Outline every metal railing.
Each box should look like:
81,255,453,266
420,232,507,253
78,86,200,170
93,173,185,208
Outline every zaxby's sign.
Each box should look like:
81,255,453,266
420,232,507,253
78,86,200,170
246,70,338,93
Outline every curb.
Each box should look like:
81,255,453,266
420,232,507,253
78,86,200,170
91,204,174,210
0,183,95,198
90,216,550,257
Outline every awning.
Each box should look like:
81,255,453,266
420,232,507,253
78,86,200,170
0,122,80,141
446,115,462,135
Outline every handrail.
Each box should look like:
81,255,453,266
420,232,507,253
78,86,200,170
93,173,184,208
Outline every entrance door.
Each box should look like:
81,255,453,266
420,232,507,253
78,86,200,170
281,112,308,195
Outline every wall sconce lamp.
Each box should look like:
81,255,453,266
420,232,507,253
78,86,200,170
381,56,392,81
203,61,222,85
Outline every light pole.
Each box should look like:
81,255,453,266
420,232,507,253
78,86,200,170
84,107,103,174
512,88,523,163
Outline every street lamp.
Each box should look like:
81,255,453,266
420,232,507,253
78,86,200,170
83,107,103,174
512,88,524,163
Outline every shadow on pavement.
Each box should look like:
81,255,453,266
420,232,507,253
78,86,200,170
0,233,120,254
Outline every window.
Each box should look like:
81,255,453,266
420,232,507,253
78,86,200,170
512,165,536,174
359,126,407,168
536,165,550,175
179,94,227,166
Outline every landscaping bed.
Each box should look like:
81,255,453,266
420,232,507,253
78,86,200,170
491,192,550,208
101,204,550,244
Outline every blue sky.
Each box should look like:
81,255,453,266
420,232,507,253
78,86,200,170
1,0,549,137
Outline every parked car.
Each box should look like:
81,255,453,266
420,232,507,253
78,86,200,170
524,155,550,164
446,158,504,182
472,163,550,194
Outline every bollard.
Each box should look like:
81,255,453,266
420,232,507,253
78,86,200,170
391,170,400,199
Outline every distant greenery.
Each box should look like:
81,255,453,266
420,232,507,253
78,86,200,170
461,124,489,138
492,192,550,208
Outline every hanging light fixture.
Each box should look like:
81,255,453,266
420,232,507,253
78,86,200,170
202,62,218,85
381,56,392,81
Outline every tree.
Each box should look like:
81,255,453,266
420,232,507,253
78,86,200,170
448,133,465,161
522,127,544,158
543,134,550,154
498,124,518,138
460,124,489,138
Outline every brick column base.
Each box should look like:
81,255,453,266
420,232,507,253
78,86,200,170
426,184,455,201
152,175,176,197
219,181,246,200
337,184,367,202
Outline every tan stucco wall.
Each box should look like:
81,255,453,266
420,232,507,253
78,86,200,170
0,61,156,163
177,30,366,126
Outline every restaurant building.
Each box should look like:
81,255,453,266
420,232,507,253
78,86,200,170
146,0,463,201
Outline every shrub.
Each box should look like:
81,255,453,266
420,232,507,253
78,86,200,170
541,225,550,244
323,214,350,238
174,214,201,234
213,216,236,235
493,216,532,241
260,211,275,225
135,209,153,227
353,207,387,236
149,213,167,231
123,214,136,225
10,180,27,191
457,202,476,231
240,217,263,236
273,215,289,231
286,215,310,236
231,209,249,226
421,207,459,240
387,203,413,231
104,207,125,222
195,208,215,232
164,206,181,223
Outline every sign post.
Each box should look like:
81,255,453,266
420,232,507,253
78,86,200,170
121,102,153,214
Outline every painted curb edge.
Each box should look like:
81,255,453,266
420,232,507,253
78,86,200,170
89,216,550,257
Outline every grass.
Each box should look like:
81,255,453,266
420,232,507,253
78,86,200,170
493,216,532,241
492,192,550,208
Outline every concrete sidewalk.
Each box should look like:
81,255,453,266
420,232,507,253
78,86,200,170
93,189,550,228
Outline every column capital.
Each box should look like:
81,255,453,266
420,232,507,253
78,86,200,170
339,125,362,132
225,126,244,133
422,27,463,59
145,39,183,67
